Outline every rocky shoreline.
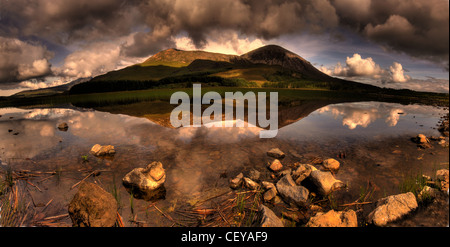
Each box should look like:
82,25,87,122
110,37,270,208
64,142,448,227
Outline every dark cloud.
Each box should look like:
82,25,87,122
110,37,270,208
331,0,449,69
0,0,143,44
0,0,448,84
0,36,53,83
121,0,340,56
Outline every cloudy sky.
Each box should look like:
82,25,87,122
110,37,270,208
0,0,448,96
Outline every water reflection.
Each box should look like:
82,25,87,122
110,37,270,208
278,102,445,142
0,102,447,221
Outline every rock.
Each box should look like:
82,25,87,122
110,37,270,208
418,186,440,202
367,192,418,226
243,177,260,190
276,174,309,207
229,173,244,190
278,168,291,178
413,134,433,149
415,134,430,144
322,158,340,172
90,144,116,156
267,148,285,159
68,182,118,227
292,163,313,184
268,159,283,172
306,210,358,227
255,205,284,227
261,181,275,190
261,181,278,202
438,139,448,147
248,169,261,181
263,187,278,202
436,169,449,192
122,161,166,200
57,122,69,131
308,170,345,195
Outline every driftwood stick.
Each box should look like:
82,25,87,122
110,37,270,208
70,171,96,190
340,201,373,207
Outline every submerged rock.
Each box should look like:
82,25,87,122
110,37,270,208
122,161,166,200
367,192,418,227
306,210,358,227
90,144,116,156
276,174,309,207
267,148,285,159
254,205,284,227
57,122,69,131
68,182,118,227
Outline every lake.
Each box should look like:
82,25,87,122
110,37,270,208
0,101,448,226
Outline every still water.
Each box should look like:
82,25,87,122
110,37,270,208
0,101,448,226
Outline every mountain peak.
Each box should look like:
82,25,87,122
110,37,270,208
240,45,329,80
141,48,236,67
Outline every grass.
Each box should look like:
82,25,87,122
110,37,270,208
399,171,429,198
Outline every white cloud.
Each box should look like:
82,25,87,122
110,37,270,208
389,62,410,83
175,32,265,55
333,53,385,78
55,35,145,79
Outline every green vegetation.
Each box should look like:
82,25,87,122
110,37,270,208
399,171,428,198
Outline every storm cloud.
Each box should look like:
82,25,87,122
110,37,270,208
0,0,448,85
0,36,53,83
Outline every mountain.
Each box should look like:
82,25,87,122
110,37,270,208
12,77,91,98
141,48,236,67
69,45,380,94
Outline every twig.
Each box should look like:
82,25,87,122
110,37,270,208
42,199,53,211
153,205,186,227
43,214,69,221
26,180,42,192
116,212,125,227
70,171,96,190
340,202,373,207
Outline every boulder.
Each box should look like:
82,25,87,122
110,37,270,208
122,161,166,200
255,205,284,227
309,170,345,195
276,174,309,207
306,210,358,227
322,158,340,172
268,159,283,172
229,173,244,190
267,148,285,159
367,192,418,226
90,144,116,156
68,182,118,227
